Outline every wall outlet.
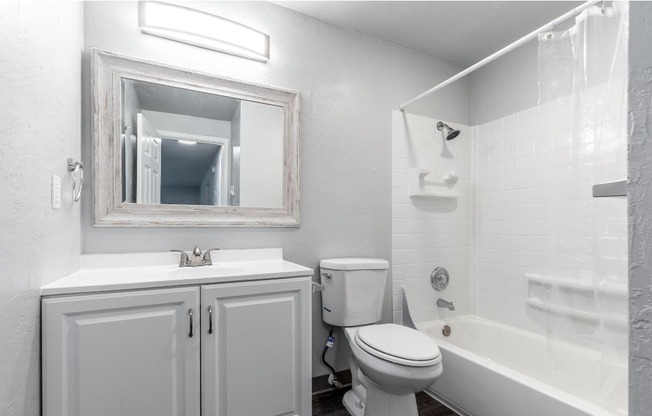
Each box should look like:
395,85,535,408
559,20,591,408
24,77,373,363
51,174,61,209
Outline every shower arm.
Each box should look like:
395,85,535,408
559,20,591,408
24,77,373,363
399,0,602,111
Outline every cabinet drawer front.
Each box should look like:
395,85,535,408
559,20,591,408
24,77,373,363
201,278,311,416
42,287,200,416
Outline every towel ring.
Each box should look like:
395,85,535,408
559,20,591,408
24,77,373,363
67,158,83,202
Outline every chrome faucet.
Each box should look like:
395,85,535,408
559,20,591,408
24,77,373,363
436,298,455,311
171,247,220,267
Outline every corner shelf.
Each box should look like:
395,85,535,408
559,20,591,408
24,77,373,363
408,168,459,199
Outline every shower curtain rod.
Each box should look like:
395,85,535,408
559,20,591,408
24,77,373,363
399,0,602,111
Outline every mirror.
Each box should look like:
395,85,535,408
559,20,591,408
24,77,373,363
93,49,300,227
121,79,284,208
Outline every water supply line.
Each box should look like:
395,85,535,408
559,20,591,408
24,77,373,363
399,0,602,111
321,327,343,388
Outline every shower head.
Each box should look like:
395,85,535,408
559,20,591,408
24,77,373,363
437,121,460,141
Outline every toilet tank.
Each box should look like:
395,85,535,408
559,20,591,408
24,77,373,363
320,258,389,327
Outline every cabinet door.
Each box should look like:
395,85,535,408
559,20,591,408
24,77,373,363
42,287,200,416
202,278,311,416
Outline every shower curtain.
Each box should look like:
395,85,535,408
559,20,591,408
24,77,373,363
535,2,628,414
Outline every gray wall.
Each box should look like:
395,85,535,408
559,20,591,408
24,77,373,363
628,2,652,414
0,2,82,414
81,1,470,376
470,41,539,125
469,17,580,126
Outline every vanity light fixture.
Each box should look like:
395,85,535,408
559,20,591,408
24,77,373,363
177,139,197,145
138,1,270,62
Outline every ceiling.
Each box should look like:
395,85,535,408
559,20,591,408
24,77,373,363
275,1,582,66
131,80,240,121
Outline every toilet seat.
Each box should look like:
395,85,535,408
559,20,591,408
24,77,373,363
355,324,441,367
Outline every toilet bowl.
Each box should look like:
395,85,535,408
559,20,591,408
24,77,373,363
319,258,443,416
341,324,442,416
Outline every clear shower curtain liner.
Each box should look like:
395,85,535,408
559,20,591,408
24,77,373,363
535,2,628,414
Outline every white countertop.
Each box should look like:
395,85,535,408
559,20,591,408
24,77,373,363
41,248,314,296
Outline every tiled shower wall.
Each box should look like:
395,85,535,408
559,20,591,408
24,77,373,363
473,108,542,332
392,103,627,348
474,100,628,345
391,111,473,324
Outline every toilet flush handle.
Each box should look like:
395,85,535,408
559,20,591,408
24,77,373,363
321,273,332,279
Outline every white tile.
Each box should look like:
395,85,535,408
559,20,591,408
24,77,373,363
392,172,408,189
519,138,535,157
393,294,402,311
392,108,626,337
393,157,409,174
518,156,536,173
393,311,402,325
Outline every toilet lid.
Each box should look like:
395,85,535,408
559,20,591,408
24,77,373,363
355,324,441,367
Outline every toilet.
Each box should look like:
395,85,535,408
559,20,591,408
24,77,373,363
320,258,443,416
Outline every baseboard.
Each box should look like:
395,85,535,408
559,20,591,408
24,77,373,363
312,369,352,395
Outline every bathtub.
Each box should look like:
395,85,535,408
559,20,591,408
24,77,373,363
416,315,627,416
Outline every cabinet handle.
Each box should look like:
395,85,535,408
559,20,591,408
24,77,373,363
188,308,194,338
208,305,213,334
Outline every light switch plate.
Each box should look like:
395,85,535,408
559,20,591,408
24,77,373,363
51,174,61,209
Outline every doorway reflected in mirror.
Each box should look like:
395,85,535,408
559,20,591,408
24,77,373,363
121,78,283,208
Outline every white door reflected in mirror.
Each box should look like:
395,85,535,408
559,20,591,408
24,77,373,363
135,113,161,204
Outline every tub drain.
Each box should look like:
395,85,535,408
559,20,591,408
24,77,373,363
442,325,451,337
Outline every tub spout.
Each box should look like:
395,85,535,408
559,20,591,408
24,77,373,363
436,298,455,311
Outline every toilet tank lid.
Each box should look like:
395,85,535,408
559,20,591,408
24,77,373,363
320,258,389,271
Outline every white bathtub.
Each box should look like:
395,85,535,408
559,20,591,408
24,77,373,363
416,315,627,416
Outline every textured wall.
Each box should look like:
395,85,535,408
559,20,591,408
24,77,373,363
81,1,471,376
0,2,82,414
628,2,652,414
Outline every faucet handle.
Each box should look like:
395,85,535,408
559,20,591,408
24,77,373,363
203,248,220,266
171,250,190,267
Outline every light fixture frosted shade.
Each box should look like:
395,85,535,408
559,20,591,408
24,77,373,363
138,1,270,62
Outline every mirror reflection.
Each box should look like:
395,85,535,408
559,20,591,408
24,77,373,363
121,79,284,208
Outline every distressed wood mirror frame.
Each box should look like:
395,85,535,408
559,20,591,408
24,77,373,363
92,49,300,227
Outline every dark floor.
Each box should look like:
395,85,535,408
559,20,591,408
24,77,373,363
312,388,458,416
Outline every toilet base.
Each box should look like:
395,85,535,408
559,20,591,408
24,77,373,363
364,380,419,416
342,382,418,416
343,390,365,416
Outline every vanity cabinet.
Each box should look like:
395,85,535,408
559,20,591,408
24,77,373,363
42,287,201,416
42,277,311,416
202,279,311,416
